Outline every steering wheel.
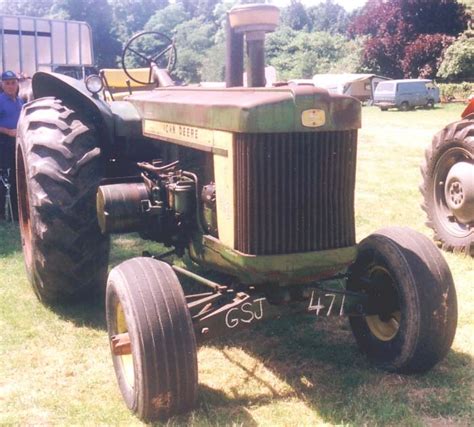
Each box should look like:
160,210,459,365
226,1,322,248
121,31,177,85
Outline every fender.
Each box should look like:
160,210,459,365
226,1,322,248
461,98,474,119
32,72,116,148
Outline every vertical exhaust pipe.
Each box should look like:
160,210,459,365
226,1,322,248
246,31,266,88
225,14,244,88
226,4,279,88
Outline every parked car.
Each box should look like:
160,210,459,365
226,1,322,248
373,79,440,111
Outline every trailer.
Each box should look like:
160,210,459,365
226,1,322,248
0,14,94,79
312,73,390,103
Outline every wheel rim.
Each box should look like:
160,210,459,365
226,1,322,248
115,302,135,389
434,147,473,238
16,146,33,267
365,266,401,342
444,161,474,224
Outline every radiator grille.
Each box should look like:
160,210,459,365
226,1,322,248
235,130,357,255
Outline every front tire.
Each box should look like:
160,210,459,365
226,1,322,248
420,118,474,255
106,257,198,421
16,97,110,304
348,227,457,373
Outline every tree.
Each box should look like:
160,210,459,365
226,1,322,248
201,42,226,82
349,0,469,78
51,0,121,67
111,0,169,43
145,3,190,36
437,30,474,81
0,0,54,16
361,36,405,77
175,0,221,20
399,0,467,37
267,26,364,80
402,34,455,78
281,0,310,31
172,17,217,83
307,0,349,34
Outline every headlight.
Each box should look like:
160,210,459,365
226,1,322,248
85,75,104,94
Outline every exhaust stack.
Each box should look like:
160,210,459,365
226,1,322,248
226,4,279,88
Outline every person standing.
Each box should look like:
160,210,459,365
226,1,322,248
0,71,23,220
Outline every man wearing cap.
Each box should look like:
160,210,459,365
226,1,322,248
0,70,23,220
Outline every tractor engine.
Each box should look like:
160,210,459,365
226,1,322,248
97,161,198,254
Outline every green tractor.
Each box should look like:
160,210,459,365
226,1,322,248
16,4,457,422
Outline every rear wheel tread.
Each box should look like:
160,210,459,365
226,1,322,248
420,119,474,255
17,97,110,304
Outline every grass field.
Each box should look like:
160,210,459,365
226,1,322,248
1,103,473,426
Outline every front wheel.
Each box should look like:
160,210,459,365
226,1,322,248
106,257,198,421
348,227,457,373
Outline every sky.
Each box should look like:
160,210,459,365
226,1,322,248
272,0,368,12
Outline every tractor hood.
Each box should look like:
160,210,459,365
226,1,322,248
125,85,361,133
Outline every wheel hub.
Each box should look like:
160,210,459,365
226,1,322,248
366,311,401,341
444,161,474,224
115,302,135,389
365,266,401,342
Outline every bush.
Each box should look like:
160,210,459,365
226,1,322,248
438,82,474,101
437,30,474,81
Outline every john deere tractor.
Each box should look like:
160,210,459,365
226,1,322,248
16,4,457,422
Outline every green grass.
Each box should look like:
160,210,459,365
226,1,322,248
1,103,473,425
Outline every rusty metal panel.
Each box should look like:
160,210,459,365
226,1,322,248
127,85,361,134
234,130,357,255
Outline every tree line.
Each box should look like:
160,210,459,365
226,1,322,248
0,0,471,83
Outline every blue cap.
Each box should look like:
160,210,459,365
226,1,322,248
1,70,18,80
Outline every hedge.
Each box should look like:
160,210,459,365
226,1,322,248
437,82,474,101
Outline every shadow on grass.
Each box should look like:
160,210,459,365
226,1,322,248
46,297,472,425
10,232,470,423
53,296,107,330
196,384,258,426
150,385,258,427
0,221,21,256
205,314,473,424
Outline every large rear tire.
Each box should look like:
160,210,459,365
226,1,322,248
420,118,474,255
348,227,457,373
106,257,198,421
16,97,110,304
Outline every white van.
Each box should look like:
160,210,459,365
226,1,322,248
373,79,440,111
